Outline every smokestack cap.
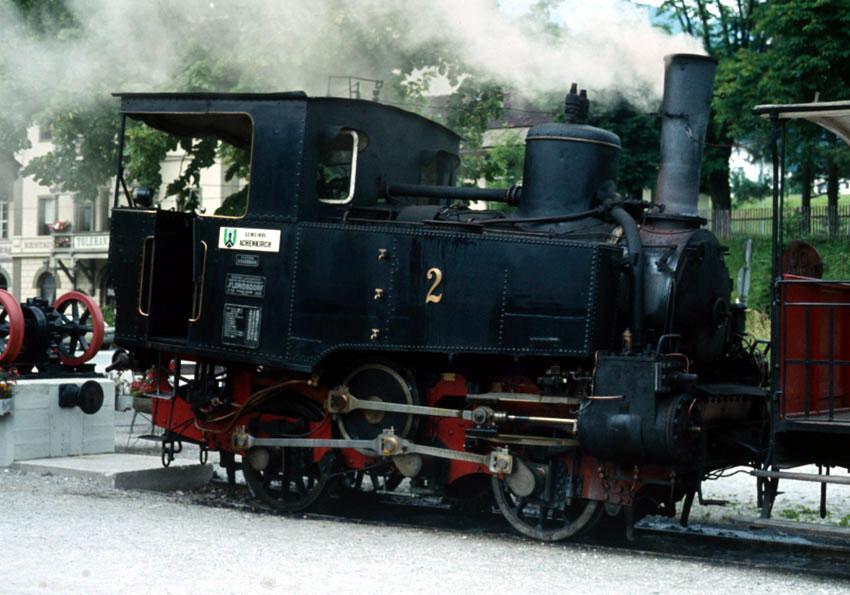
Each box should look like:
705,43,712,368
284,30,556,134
664,53,718,64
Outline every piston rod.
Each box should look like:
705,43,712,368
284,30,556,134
233,427,514,474
327,389,578,432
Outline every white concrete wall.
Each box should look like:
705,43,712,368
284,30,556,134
0,378,115,466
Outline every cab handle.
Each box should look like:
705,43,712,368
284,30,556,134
189,240,208,323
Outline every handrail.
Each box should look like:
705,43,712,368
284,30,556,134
189,241,208,323
137,236,154,317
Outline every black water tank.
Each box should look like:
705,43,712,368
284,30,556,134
517,122,621,219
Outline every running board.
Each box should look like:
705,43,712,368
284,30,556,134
751,469,850,486
746,517,850,539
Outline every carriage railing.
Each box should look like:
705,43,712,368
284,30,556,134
779,275,850,423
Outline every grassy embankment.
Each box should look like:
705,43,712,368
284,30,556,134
723,235,850,340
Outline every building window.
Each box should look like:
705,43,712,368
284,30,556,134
0,202,9,240
38,196,57,236
38,124,52,143
0,274,8,291
37,272,56,302
75,202,93,233
99,272,115,310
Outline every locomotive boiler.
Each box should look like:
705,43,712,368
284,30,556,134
107,53,767,540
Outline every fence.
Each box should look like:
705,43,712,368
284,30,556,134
698,205,850,238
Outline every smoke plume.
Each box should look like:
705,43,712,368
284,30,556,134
0,0,703,131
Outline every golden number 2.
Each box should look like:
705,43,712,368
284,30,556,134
425,268,443,304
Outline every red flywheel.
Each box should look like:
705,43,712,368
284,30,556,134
0,289,24,363
53,291,105,367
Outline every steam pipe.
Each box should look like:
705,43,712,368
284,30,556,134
476,205,604,225
654,54,718,220
385,182,521,205
610,205,643,338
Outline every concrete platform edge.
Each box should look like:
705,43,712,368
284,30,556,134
12,455,214,491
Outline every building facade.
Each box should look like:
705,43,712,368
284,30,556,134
6,125,235,314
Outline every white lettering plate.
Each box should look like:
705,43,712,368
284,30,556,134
218,227,281,253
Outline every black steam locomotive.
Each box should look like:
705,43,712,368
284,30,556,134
108,53,766,540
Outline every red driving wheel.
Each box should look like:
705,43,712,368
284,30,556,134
0,289,24,363
53,291,105,367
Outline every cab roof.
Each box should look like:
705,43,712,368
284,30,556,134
113,91,460,142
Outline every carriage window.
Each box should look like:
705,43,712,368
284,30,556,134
317,129,364,205
121,113,252,218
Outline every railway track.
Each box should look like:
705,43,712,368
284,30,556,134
189,478,850,580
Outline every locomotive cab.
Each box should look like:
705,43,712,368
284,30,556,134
110,93,464,356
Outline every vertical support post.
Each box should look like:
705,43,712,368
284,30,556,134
624,505,635,542
680,491,695,528
779,122,787,252
828,305,835,420
804,306,811,417
112,114,127,209
768,114,782,477
820,466,830,519
760,477,779,519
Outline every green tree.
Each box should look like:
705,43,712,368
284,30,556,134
713,0,850,236
472,131,526,189
445,79,506,184
588,92,661,199
0,0,79,161
22,100,118,203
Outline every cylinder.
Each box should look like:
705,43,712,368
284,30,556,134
654,54,718,218
517,122,620,219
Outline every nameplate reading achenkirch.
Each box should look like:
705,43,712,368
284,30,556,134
218,227,281,253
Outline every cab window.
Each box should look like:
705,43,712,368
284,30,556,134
317,129,366,204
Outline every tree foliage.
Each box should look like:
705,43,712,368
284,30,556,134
21,100,118,202
713,0,850,234
587,93,660,199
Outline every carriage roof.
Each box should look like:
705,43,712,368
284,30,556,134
753,100,850,146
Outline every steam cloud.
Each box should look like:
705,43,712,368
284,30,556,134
0,0,703,130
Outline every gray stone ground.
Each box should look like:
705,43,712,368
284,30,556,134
692,465,850,528
3,360,841,594
1,468,847,595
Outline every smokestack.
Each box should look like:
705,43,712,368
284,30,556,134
654,54,718,219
